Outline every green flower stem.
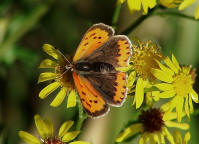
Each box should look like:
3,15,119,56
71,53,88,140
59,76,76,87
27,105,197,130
154,11,198,21
112,3,122,31
75,98,88,131
121,6,158,35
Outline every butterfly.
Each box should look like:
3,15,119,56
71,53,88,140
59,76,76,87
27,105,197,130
56,23,132,118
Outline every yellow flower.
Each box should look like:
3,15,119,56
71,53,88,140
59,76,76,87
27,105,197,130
19,114,89,144
160,0,183,8
173,130,191,144
151,54,198,122
117,0,157,14
126,40,163,108
178,0,199,19
38,44,77,108
116,108,189,144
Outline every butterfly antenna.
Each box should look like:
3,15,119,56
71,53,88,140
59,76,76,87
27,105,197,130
56,49,71,65
56,68,70,80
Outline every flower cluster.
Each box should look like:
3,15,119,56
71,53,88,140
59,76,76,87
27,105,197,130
116,39,198,144
117,0,156,14
118,0,199,19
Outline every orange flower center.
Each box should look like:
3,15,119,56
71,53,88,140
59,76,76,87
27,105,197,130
55,59,74,89
45,138,65,144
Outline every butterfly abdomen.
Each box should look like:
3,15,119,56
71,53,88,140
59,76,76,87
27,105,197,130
92,62,115,73
74,62,115,73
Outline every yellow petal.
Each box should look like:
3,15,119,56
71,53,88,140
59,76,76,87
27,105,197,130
145,92,153,107
127,71,136,87
153,133,160,144
164,57,178,73
39,82,60,99
69,141,90,144
149,0,156,8
117,0,126,5
38,72,57,83
190,89,198,103
161,96,177,112
116,123,144,142
151,68,173,83
149,134,156,144
157,133,165,144
194,5,199,19
19,131,40,144
143,79,149,88
62,131,80,142
67,90,77,108
43,118,53,138
42,44,59,59
152,91,160,101
163,112,176,121
165,121,189,130
141,0,149,14
127,0,141,12
162,127,175,144
138,136,144,144
58,121,74,138
163,112,186,121
189,93,194,113
182,66,191,74
155,83,173,91
183,132,191,144
161,101,171,112
159,90,175,98
155,59,174,77
34,115,49,139
185,96,190,119
171,54,181,71
50,88,66,107
176,96,184,122
141,0,156,14
39,59,57,68
173,130,182,144
178,0,196,10
135,78,144,109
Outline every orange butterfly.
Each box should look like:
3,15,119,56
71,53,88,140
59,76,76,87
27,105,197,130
50,23,132,118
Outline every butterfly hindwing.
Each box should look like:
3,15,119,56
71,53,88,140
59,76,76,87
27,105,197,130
73,72,109,117
73,23,114,62
84,72,127,106
85,35,132,67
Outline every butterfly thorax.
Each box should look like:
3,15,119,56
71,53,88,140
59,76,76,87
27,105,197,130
74,62,116,74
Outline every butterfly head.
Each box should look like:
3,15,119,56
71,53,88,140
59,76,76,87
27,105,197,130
65,63,74,72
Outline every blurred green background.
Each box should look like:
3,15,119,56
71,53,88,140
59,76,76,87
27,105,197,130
0,0,199,144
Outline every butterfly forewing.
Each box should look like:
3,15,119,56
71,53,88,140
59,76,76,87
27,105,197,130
73,23,114,62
